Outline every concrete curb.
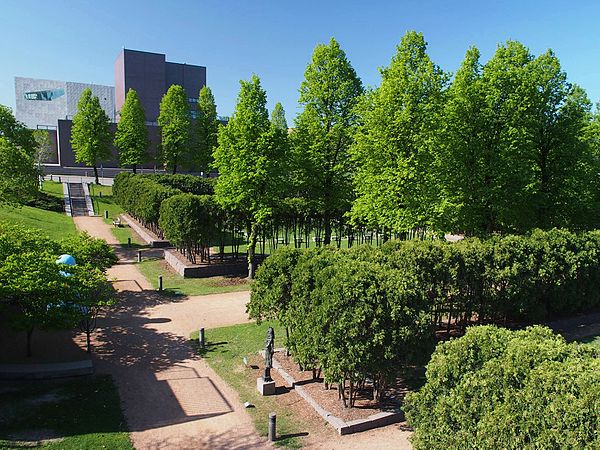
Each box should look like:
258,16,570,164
271,353,404,435
62,182,72,216
0,360,94,380
82,182,95,216
121,214,170,248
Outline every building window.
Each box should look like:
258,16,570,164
24,89,65,101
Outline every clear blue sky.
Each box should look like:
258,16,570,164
1,0,599,121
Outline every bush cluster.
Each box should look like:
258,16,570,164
0,222,117,356
404,325,600,449
158,193,219,263
249,228,600,405
113,172,181,235
249,246,435,407
144,174,215,195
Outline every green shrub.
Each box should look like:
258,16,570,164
404,325,600,450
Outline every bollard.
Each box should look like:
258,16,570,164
58,176,61,183
127,237,131,247
158,275,163,291
50,174,53,181
199,327,205,348
137,250,142,263
268,413,277,442
99,191,102,198
104,210,109,220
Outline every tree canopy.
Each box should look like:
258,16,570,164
292,38,363,245
213,75,288,277
158,85,191,174
70,88,112,184
191,86,219,175
115,88,148,173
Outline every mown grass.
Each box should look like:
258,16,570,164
0,375,132,449
579,333,600,350
0,204,76,240
41,180,65,199
191,322,307,448
138,258,249,296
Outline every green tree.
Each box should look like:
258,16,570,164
213,75,287,278
158,85,191,174
271,102,288,131
0,105,39,204
293,38,363,245
192,86,219,175
114,89,148,174
405,326,600,449
350,31,447,234
71,89,112,184
0,138,39,205
0,104,37,151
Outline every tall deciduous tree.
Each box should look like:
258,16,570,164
271,102,288,131
440,42,595,234
158,85,191,174
0,105,38,204
115,89,148,174
350,31,447,234
71,89,112,184
192,86,219,175
213,75,287,278
293,38,363,245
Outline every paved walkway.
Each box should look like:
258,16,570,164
74,218,267,450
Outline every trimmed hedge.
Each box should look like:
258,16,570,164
249,228,600,406
158,193,218,263
405,325,600,449
144,174,215,195
113,172,181,235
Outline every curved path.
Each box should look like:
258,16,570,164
74,217,268,449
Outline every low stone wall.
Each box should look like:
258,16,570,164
271,353,404,435
121,214,170,248
164,248,248,278
0,360,94,380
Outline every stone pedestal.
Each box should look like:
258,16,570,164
257,377,276,396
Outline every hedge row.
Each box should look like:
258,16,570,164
144,174,215,196
248,228,600,405
405,325,599,449
113,172,181,235
158,193,219,263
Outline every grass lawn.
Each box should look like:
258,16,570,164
0,375,132,449
191,322,306,448
88,184,143,246
579,333,600,350
138,258,250,296
0,204,76,240
42,180,65,199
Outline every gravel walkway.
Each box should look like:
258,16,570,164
74,217,268,450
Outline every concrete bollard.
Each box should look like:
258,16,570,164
104,210,109,220
158,275,163,291
137,250,142,263
199,327,205,348
268,413,277,442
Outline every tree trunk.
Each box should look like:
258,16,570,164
93,165,100,185
132,165,137,174
26,328,33,357
323,211,332,246
247,222,258,279
172,164,177,175
86,330,92,353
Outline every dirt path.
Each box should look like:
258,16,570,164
74,217,268,449
75,217,415,449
